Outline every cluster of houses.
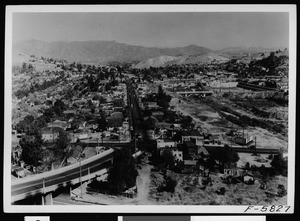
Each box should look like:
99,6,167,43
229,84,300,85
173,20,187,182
11,75,130,177
132,82,262,183
40,83,129,143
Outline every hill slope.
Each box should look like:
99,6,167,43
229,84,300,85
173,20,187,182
13,39,212,63
132,53,229,69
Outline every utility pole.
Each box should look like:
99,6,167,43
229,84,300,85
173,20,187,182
79,155,83,198
42,177,45,205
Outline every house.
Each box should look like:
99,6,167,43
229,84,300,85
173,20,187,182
198,146,209,158
235,136,254,146
182,141,198,157
143,102,161,110
41,127,59,142
157,139,177,149
12,167,31,178
73,99,87,107
243,173,255,184
152,111,164,117
223,168,244,177
47,120,69,130
63,110,77,117
181,130,203,146
113,107,123,112
172,149,183,162
184,159,197,166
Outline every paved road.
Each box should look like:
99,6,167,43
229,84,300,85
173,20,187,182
12,150,114,202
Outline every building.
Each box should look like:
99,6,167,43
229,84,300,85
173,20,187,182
181,130,203,146
157,139,177,149
41,127,59,142
198,146,209,158
172,149,183,162
182,141,198,157
47,120,70,130
235,136,254,146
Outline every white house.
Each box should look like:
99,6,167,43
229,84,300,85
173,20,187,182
172,149,183,162
41,128,59,142
157,139,177,149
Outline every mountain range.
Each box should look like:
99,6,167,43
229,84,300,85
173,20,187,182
13,39,212,63
13,39,285,68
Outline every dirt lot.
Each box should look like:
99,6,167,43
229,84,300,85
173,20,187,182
148,169,287,205
169,91,288,152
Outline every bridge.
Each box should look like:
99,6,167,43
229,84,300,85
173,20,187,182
232,147,280,154
11,148,115,204
237,82,279,92
204,143,280,155
176,90,213,98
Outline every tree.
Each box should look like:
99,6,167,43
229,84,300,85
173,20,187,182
16,115,38,135
54,130,70,160
161,150,175,169
43,107,55,119
33,116,48,129
277,184,287,197
107,149,138,195
97,116,108,131
156,85,172,111
144,117,156,130
244,162,250,170
180,115,194,129
53,99,66,116
21,62,27,73
164,176,177,193
20,132,44,167
172,131,183,142
222,144,239,164
271,152,287,176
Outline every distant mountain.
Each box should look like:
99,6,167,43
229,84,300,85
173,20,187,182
217,46,288,60
218,46,283,54
173,44,212,55
12,39,212,63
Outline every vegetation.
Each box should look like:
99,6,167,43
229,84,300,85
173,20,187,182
19,132,44,167
53,129,71,161
107,149,138,195
156,85,172,111
270,152,287,176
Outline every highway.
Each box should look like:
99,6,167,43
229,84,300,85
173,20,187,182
11,149,114,203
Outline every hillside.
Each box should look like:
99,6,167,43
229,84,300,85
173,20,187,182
132,53,229,69
132,55,181,69
13,39,212,63
217,46,287,60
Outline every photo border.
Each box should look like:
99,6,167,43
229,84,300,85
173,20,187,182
4,4,297,213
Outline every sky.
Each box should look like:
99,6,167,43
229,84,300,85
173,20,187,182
12,12,289,50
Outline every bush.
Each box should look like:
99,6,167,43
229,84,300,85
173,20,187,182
165,176,177,193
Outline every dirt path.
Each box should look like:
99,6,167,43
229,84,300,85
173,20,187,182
134,155,153,204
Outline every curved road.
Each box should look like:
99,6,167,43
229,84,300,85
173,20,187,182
12,149,114,203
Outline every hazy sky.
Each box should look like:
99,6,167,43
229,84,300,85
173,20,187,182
12,12,289,49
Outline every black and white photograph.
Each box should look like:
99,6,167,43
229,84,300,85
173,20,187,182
4,5,296,213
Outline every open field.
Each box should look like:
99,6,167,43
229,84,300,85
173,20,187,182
148,170,287,205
